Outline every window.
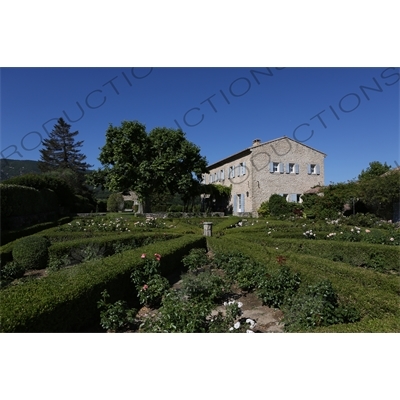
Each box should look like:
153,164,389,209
307,164,320,175
289,163,295,173
209,174,213,183
237,194,242,212
239,162,246,176
220,169,224,181
229,166,235,178
273,162,279,172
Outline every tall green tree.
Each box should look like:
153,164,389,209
89,121,208,212
358,161,391,181
39,118,92,175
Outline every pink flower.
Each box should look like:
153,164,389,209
154,253,161,261
365,229,370,233
141,253,146,259
142,284,148,291
390,238,394,241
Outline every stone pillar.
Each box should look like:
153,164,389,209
203,222,213,236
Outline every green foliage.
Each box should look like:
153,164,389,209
180,270,228,302
257,201,270,217
283,280,360,331
137,274,170,307
97,290,137,332
213,252,266,291
358,170,400,219
38,117,91,174
12,236,50,270
269,194,291,216
91,121,208,212
0,261,26,286
2,173,75,208
182,248,209,271
107,193,124,212
256,266,301,308
1,216,72,246
0,235,207,332
140,290,212,333
358,161,391,181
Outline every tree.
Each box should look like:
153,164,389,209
90,121,208,212
359,170,400,219
358,161,391,181
39,118,92,175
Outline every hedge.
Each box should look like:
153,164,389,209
207,236,400,332
47,232,182,261
1,216,72,246
224,232,400,273
0,184,59,219
0,235,207,332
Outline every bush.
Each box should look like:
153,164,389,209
283,280,360,331
0,261,26,286
257,201,270,217
137,274,170,307
12,236,50,270
2,173,75,209
182,248,209,271
256,266,301,308
269,194,291,216
180,270,228,302
107,193,124,212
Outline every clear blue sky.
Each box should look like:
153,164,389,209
1,67,399,184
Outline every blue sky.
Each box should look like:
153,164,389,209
1,67,399,184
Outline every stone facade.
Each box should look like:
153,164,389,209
203,136,326,217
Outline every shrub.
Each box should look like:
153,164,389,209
97,290,137,332
283,280,360,331
0,261,26,286
257,201,270,217
180,270,228,302
137,274,170,307
12,236,50,270
269,194,291,216
256,266,301,308
182,248,209,271
107,193,124,212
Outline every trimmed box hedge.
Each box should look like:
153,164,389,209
0,235,207,332
1,216,72,246
207,236,400,332
225,231,400,273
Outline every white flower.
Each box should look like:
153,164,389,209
390,238,394,241
229,327,234,331
223,302,228,306
237,302,243,308
246,330,254,333
234,322,240,329
276,247,279,250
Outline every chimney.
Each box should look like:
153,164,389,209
252,139,261,146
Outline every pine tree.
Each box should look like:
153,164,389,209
39,118,92,174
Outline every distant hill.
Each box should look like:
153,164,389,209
0,159,42,181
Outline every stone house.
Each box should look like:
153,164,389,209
202,136,326,217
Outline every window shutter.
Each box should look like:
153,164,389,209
269,162,274,173
285,163,290,174
289,193,297,202
238,164,241,177
316,164,320,175
233,194,237,213
217,171,220,181
279,162,284,173
307,164,311,175
221,170,224,180
242,193,245,212
295,164,299,174
232,166,235,178
243,161,246,175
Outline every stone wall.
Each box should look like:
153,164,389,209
204,137,326,216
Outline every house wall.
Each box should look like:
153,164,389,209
204,137,326,216
250,138,325,216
